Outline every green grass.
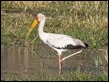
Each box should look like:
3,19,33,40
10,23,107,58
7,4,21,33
3,66,108,81
1,1,108,48
1,1,108,81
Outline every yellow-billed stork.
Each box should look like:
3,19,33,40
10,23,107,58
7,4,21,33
26,13,88,75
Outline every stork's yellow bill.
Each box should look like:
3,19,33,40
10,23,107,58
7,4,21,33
26,19,38,39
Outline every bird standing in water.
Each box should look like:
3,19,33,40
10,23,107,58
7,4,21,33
26,13,88,75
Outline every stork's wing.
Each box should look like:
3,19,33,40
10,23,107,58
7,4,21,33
46,33,86,49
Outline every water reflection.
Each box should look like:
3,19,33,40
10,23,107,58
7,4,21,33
1,45,108,80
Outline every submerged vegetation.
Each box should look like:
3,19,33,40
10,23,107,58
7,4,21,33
1,1,108,81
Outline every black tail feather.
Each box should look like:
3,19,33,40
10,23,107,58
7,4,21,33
84,43,88,48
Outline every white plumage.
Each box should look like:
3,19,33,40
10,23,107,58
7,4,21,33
43,33,86,53
26,13,88,75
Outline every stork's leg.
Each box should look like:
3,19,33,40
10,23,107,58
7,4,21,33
59,55,62,75
61,49,83,62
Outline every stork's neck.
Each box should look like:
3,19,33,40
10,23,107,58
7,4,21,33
38,19,48,43
38,19,45,34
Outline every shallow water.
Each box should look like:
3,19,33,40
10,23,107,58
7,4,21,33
1,45,108,81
